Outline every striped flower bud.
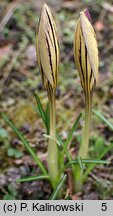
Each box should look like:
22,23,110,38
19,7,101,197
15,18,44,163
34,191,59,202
74,9,99,92
36,3,59,90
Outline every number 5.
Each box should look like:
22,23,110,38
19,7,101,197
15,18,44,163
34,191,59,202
101,203,107,211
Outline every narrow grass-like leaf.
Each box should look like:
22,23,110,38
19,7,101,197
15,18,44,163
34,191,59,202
56,133,72,161
83,109,113,180
56,133,64,149
66,159,110,167
34,93,46,125
83,142,113,180
50,174,67,200
56,133,72,175
17,175,49,182
63,113,82,154
1,113,47,175
65,195,72,200
77,156,84,171
93,109,113,130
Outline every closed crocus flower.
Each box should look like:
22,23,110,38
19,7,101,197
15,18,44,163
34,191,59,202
36,3,59,90
73,9,99,169
74,9,99,92
36,3,60,187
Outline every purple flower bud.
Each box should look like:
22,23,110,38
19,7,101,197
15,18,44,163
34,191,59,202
84,8,92,24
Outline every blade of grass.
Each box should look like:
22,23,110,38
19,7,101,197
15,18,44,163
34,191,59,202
34,93,46,125
77,156,84,171
56,133,72,178
1,113,47,175
93,109,113,130
56,133,72,161
56,133,64,149
59,113,82,167
66,159,110,167
17,175,49,182
65,195,72,200
83,109,113,181
83,142,113,180
50,174,67,200
63,113,82,154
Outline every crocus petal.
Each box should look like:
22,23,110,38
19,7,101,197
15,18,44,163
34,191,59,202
80,10,99,86
74,19,86,90
36,3,59,90
74,9,99,92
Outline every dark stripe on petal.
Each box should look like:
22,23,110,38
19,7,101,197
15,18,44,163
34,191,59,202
47,30,53,47
46,9,58,75
40,61,45,83
46,35,55,83
89,68,93,86
85,45,88,92
90,69,96,90
79,36,85,89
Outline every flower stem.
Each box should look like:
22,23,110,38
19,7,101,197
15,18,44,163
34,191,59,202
79,91,92,158
47,88,58,189
75,90,92,191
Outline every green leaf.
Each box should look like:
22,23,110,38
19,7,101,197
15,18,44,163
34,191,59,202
56,133,64,149
93,109,113,130
94,136,105,155
17,175,49,182
63,113,82,154
56,133,72,174
34,93,46,125
59,113,82,169
57,132,72,160
7,148,23,158
8,183,17,196
77,156,84,171
1,113,47,175
0,128,9,139
3,194,15,200
65,195,72,200
56,133,72,162
50,174,67,200
83,109,113,181
66,159,110,167
88,145,113,182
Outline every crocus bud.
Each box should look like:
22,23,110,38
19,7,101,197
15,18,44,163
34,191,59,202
36,3,59,90
74,9,99,92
